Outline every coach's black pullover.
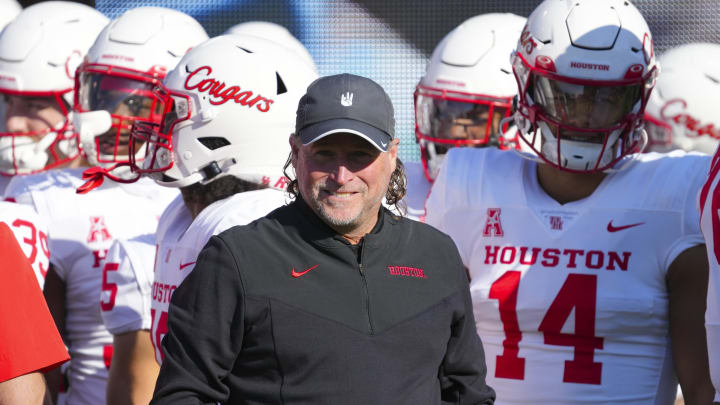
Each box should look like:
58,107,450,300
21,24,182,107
151,198,495,405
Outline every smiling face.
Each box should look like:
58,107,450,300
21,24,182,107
291,132,398,239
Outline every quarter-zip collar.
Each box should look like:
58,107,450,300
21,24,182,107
289,196,397,250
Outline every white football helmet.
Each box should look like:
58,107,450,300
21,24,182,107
129,34,318,188
0,0,21,32
73,7,208,185
225,21,317,74
644,43,720,155
512,0,658,172
415,13,526,181
0,1,108,175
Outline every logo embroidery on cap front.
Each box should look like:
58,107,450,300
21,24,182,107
341,92,353,107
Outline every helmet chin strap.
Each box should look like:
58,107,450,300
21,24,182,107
0,117,78,174
602,128,647,174
0,136,48,173
74,110,158,193
75,110,113,167
497,116,523,148
76,162,140,194
424,141,445,181
512,123,648,174
539,119,628,172
14,130,55,173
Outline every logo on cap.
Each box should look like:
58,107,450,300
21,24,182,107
341,92,354,107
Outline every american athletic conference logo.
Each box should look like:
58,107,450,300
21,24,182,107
483,208,504,237
87,216,112,243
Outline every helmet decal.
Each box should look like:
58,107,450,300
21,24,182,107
519,25,538,55
644,43,720,154
65,50,84,80
125,34,317,189
184,65,274,110
661,98,720,140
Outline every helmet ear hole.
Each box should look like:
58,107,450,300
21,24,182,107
197,136,230,150
276,72,287,95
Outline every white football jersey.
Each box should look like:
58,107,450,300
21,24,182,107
0,201,49,287
100,234,156,335
699,146,720,402
4,168,177,405
426,148,708,405
150,188,287,364
401,161,431,222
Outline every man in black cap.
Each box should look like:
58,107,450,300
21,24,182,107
151,74,495,405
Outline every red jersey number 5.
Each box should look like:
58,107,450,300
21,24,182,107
100,262,119,311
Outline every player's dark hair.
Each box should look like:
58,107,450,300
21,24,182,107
282,137,407,215
180,176,267,213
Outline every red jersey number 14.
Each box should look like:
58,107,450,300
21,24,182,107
489,271,604,385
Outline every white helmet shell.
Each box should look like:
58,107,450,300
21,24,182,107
134,34,318,189
0,1,108,100
84,7,208,77
0,1,109,174
512,0,657,172
0,0,21,32
415,13,526,181
75,7,208,170
644,43,720,155
225,21,317,74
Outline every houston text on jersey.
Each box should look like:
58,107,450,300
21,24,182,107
484,245,631,271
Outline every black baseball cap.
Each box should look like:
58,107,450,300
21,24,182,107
296,73,395,152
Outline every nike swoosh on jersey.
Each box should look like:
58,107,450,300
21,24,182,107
291,264,320,278
607,221,645,232
179,261,196,270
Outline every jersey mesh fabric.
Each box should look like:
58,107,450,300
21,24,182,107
426,147,708,405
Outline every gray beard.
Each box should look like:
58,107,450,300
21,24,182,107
309,197,363,232
307,192,384,235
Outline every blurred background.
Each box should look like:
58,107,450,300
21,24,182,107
19,0,720,162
